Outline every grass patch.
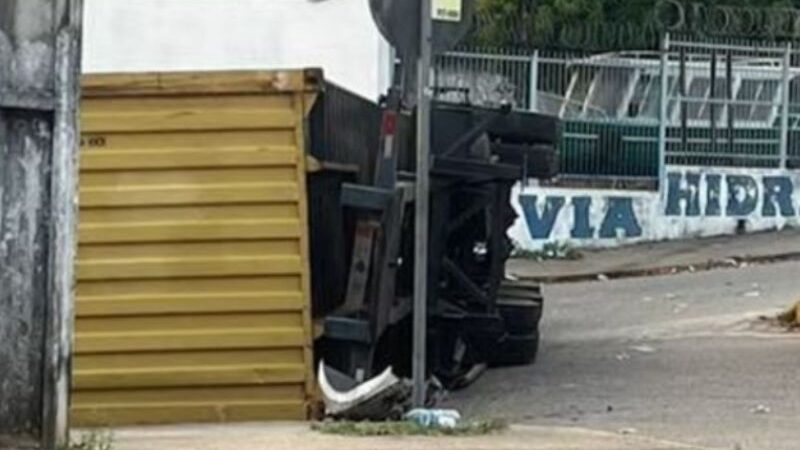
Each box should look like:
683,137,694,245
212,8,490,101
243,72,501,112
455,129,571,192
512,242,582,261
64,430,113,450
312,419,507,437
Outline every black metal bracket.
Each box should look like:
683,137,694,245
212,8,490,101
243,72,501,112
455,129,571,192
341,184,396,211
440,110,503,158
324,317,373,344
432,156,521,181
442,258,491,306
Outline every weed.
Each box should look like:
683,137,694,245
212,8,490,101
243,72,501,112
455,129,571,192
512,241,582,261
312,419,508,437
64,430,113,450
777,301,800,328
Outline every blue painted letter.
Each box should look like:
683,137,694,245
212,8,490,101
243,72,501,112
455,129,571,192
520,195,566,239
705,174,722,217
665,172,701,216
726,175,758,217
762,176,796,217
599,197,643,239
571,197,595,239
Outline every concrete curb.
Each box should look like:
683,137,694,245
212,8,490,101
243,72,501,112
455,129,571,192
509,425,719,449
105,422,721,450
515,251,800,284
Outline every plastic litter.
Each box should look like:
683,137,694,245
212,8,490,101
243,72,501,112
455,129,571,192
405,409,462,429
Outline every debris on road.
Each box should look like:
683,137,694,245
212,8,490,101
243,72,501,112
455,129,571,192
618,428,638,435
722,257,739,267
318,362,411,421
751,404,772,415
630,345,657,354
777,301,800,328
405,409,462,429
672,303,689,314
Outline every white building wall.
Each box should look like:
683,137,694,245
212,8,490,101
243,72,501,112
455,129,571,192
82,0,390,100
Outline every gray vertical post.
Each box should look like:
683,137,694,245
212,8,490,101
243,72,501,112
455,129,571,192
413,0,434,408
0,1,82,448
710,50,718,155
780,42,791,169
679,46,687,153
43,1,83,448
726,49,734,157
528,49,539,112
658,33,670,198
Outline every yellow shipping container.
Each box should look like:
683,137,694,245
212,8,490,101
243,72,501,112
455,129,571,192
73,71,319,426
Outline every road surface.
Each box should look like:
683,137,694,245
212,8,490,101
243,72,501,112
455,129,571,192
449,260,800,450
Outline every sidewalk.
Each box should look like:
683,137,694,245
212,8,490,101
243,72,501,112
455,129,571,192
106,423,713,450
508,229,800,283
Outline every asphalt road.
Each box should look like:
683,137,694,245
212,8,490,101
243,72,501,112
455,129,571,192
448,260,800,450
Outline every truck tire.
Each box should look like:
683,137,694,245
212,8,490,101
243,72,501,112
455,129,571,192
497,298,543,335
499,280,542,296
489,332,540,367
498,286,543,301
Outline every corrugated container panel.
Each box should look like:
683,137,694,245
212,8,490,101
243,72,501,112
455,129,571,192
308,82,380,183
72,71,319,426
305,82,386,317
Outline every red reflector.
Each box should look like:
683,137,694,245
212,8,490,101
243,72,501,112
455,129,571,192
381,111,397,135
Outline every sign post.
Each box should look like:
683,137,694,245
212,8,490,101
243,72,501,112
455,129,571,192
412,0,435,408
432,0,464,22
368,0,470,409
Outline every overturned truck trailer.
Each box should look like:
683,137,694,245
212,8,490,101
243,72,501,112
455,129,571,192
310,82,560,390
67,69,557,426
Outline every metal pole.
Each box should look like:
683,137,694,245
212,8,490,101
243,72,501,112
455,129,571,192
780,42,791,169
529,49,539,112
679,46,687,153
658,33,670,199
727,49,734,158
413,0,434,408
709,50,718,155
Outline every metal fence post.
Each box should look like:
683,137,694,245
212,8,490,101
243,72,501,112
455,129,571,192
528,49,539,112
780,42,791,169
658,33,671,197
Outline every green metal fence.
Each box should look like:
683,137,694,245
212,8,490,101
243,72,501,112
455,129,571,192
434,35,800,186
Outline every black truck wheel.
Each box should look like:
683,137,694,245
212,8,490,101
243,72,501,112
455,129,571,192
497,297,543,335
498,280,542,296
497,279,544,335
489,331,540,367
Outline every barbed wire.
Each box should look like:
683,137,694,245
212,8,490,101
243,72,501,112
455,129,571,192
468,1,800,52
654,1,800,38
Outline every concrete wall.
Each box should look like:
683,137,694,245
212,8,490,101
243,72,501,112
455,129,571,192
82,0,391,100
510,166,800,251
0,0,81,447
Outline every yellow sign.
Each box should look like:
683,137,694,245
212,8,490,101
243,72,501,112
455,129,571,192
432,0,463,22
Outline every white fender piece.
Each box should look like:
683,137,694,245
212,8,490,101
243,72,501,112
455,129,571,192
318,361,411,420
